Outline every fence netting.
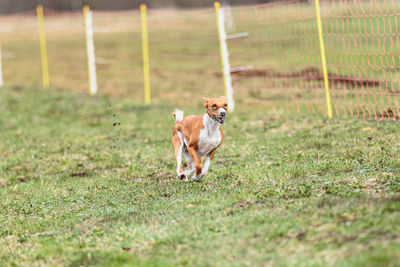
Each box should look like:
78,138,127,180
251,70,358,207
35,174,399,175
229,0,400,119
323,0,400,120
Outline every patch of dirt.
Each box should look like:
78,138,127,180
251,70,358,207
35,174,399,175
231,200,266,210
383,195,400,203
376,108,400,121
0,179,8,187
71,172,88,177
337,235,358,244
227,66,381,88
160,193,171,198
16,176,38,183
146,171,175,183
10,86,23,92
295,231,307,241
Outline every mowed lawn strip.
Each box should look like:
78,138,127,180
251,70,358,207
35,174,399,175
0,86,400,266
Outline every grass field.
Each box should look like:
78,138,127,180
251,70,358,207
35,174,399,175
1,85,400,266
1,1,400,266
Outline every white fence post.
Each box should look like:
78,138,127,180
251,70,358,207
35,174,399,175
215,2,235,111
83,6,98,95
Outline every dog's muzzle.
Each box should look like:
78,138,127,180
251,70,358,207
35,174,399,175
213,114,227,125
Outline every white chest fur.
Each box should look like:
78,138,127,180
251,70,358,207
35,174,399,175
197,113,221,157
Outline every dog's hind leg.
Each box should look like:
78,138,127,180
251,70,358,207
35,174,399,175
172,132,185,180
187,146,203,182
183,150,195,178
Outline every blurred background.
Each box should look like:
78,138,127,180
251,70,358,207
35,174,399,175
1,0,400,119
1,0,287,13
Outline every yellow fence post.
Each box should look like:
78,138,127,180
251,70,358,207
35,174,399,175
140,4,151,104
36,5,49,89
214,2,227,101
83,5,98,95
315,0,332,118
214,1,235,111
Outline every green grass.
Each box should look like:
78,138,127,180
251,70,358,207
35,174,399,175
1,85,400,266
1,2,400,265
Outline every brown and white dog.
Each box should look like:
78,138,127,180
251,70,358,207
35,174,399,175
171,96,228,181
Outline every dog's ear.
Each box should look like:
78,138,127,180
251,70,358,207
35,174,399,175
203,97,209,108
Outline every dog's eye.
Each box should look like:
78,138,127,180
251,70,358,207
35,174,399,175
212,104,217,108
224,104,228,107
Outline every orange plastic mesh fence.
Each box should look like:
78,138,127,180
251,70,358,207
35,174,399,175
229,0,400,120
324,0,400,120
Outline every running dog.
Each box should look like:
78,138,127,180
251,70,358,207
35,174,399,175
171,96,228,181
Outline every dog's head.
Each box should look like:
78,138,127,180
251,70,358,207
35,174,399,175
203,96,228,125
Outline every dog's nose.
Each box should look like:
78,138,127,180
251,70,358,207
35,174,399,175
220,111,226,117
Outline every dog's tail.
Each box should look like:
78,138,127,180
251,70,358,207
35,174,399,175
173,109,184,122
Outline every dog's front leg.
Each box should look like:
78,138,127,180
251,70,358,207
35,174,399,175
199,155,210,178
201,149,216,178
187,146,202,181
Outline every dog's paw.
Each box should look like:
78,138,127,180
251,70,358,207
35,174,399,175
178,173,187,180
191,174,204,182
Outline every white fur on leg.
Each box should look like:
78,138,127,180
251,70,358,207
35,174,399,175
176,132,184,178
176,145,183,176
202,155,211,176
183,150,194,168
183,150,195,179
183,169,195,182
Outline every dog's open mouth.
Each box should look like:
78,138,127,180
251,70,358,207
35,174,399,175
213,115,226,124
